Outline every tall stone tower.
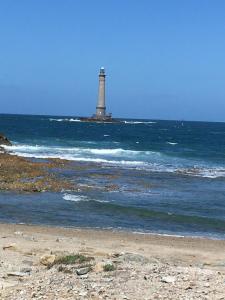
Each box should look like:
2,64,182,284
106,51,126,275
96,67,106,118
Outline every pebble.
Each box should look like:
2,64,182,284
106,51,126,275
161,276,176,284
76,267,91,276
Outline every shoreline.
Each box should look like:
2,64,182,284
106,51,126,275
1,222,225,299
2,222,225,245
1,221,225,241
0,148,224,242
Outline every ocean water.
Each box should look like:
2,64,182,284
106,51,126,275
0,114,225,238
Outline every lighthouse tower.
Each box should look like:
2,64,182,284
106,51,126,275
96,67,106,119
79,67,115,122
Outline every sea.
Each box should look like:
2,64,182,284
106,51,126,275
0,113,225,239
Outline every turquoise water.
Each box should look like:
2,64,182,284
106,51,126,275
0,114,225,238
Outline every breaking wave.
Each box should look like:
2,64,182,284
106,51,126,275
3,144,225,178
123,121,156,124
167,142,178,145
49,118,81,122
63,193,109,203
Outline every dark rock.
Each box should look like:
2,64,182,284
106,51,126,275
0,133,11,146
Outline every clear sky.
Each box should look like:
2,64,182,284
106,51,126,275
0,1,225,121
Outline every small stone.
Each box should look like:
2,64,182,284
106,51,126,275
7,272,28,277
76,267,91,276
161,276,176,284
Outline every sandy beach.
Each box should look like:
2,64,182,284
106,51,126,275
0,223,225,299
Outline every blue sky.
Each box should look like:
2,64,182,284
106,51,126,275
0,1,225,121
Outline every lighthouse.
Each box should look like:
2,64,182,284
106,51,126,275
96,67,106,119
79,67,116,122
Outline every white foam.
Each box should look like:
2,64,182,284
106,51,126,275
3,144,225,179
167,142,178,145
49,118,81,122
4,146,147,167
63,193,109,203
3,144,159,158
89,148,140,156
175,167,225,179
63,194,88,202
123,121,156,124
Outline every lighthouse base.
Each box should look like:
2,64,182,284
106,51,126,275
79,116,120,123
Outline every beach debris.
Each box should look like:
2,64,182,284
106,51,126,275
40,254,56,266
161,276,176,284
76,266,91,276
3,244,17,251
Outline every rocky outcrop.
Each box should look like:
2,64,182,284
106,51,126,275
0,134,11,146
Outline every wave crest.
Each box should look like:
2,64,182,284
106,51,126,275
123,121,156,124
3,144,225,178
49,118,81,122
63,193,109,203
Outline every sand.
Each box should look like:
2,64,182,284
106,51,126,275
0,223,225,299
